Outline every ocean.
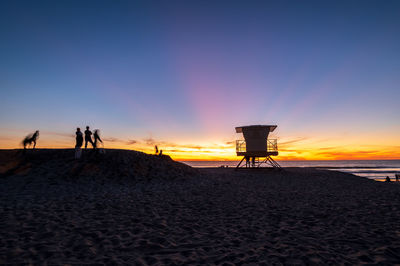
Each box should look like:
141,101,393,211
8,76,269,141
180,160,400,181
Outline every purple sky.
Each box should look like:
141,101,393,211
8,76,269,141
1,0,399,159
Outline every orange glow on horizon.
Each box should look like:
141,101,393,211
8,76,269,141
1,127,399,161
1,134,399,161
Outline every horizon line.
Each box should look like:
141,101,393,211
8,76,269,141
1,148,399,161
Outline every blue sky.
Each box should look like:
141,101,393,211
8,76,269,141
1,0,399,159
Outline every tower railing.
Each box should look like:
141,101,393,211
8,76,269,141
236,139,278,153
236,140,246,153
267,139,278,152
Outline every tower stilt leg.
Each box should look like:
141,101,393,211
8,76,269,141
236,156,246,169
236,155,281,169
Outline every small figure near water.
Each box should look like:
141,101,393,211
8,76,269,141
155,145,159,155
385,176,391,182
159,149,163,156
75,128,83,159
396,173,399,182
22,130,39,150
84,126,95,149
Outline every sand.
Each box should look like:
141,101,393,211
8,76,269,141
1,149,400,264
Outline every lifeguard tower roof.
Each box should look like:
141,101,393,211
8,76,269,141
235,125,277,133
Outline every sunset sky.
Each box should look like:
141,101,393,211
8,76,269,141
1,0,399,160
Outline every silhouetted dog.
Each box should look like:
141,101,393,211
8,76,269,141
22,130,39,150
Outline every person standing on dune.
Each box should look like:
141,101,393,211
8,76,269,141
75,128,83,159
84,126,94,149
93,129,103,150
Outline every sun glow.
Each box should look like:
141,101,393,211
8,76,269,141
2,131,398,161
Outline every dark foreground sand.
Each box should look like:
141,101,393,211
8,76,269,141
1,149,400,265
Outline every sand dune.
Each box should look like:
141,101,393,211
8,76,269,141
0,149,197,182
0,149,399,264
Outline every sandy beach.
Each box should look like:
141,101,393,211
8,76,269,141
1,149,400,264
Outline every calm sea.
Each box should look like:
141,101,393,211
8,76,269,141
179,160,400,181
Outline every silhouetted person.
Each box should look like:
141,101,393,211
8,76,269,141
245,156,250,167
93,129,103,149
22,130,39,150
385,176,391,182
159,150,163,156
76,128,83,147
251,157,255,167
155,145,158,155
75,128,83,159
396,174,399,182
84,126,94,149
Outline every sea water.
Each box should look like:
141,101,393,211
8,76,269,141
180,160,400,181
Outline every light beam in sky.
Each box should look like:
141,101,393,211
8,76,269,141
0,1,399,160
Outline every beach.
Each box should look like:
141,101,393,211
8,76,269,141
1,149,400,264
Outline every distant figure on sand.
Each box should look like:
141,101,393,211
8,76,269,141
159,150,163,156
93,129,103,149
84,126,94,149
385,176,391,182
22,130,39,150
75,128,83,159
396,173,399,182
155,145,158,155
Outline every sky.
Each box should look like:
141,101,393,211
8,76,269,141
1,0,399,160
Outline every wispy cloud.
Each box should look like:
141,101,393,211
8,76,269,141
103,137,139,146
279,137,309,147
103,137,121,143
42,131,74,138
126,139,138,145
143,137,156,145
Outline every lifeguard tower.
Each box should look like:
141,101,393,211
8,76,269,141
235,125,281,169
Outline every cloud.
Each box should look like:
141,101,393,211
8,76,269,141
126,139,138,145
280,149,306,154
317,146,340,151
167,149,182,152
165,149,214,153
142,137,199,149
279,137,309,147
139,137,236,153
103,137,120,142
314,150,382,158
143,137,156,145
184,145,203,150
102,137,139,145
42,131,74,138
